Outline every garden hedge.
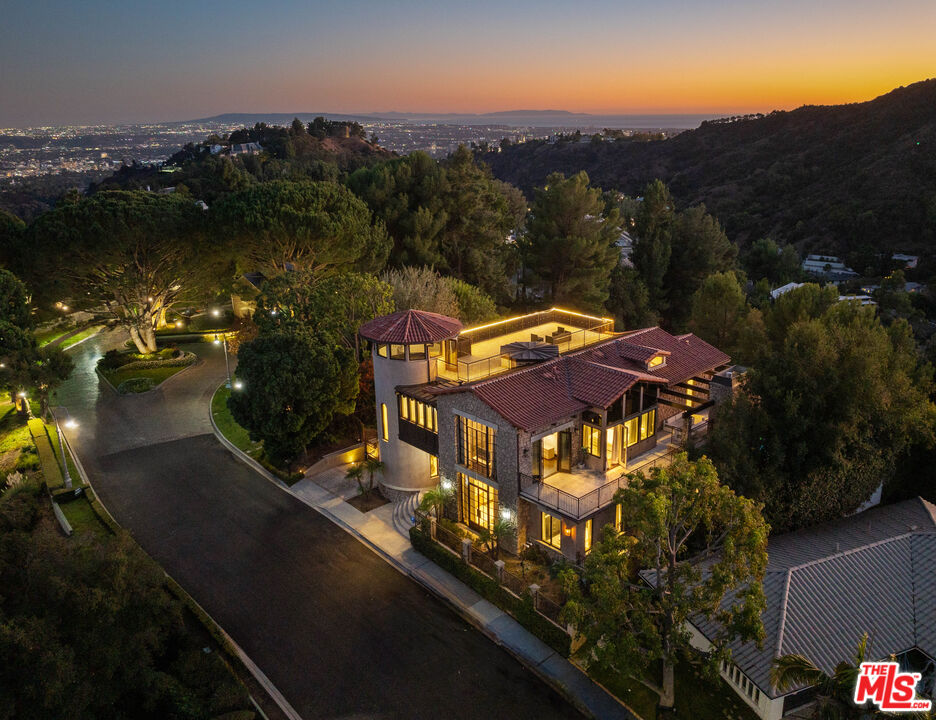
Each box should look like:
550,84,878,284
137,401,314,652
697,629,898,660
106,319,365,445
409,525,571,656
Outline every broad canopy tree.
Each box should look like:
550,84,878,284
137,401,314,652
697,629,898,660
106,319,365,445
561,453,769,713
212,179,391,276
27,191,212,354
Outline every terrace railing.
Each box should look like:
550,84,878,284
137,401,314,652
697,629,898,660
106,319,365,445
519,448,677,519
438,315,616,383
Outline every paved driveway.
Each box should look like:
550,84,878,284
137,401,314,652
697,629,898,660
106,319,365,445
55,330,581,720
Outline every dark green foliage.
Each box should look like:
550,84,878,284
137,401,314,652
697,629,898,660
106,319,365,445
408,524,571,657
348,146,525,300
484,79,936,261
25,190,214,353
211,179,390,275
0,212,25,268
524,171,621,313
744,237,801,286
0,481,250,719
708,292,936,531
228,330,358,466
0,268,31,330
606,264,656,329
253,269,394,359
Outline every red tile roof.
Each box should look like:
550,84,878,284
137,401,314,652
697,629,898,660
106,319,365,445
467,327,730,431
359,309,462,345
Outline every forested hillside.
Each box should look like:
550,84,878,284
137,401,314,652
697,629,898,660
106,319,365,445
485,79,936,269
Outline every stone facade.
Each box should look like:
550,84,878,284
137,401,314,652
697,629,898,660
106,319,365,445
435,391,521,553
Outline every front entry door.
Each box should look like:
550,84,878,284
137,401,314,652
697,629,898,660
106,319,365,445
558,430,572,473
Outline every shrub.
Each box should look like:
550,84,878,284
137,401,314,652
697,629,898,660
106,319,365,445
117,377,156,394
409,525,571,656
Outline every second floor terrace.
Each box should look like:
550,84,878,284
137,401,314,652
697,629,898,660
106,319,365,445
436,308,615,383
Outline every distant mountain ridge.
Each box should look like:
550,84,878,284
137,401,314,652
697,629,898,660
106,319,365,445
483,79,936,265
187,110,720,130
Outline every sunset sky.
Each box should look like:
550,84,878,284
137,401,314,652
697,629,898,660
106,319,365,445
2,0,934,126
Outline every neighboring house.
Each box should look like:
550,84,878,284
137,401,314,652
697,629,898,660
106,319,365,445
680,497,936,720
802,254,858,278
893,253,920,269
837,294,876,306
359,307,733,562
230,272,265,318
769,282,804,300
231,142,263,155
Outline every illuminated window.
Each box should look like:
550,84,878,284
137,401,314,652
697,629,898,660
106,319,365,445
429,454,438,477
541,512,561,548
409,344,426,360
417,401,425,427
428,342,443,358
624,417,639,447
432,407,438,432
459,473,498,532
398,394,438,434
583,425,601,457
640,409,656,441
648,354,665,368
399,395,409,420
456,416,496,478
376,344,388,358
584,518,593,553
615,503,622,532
381,403,389,441
390,344,406,360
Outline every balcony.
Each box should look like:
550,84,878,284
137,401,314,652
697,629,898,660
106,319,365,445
436,308,615,383
520,435,677,519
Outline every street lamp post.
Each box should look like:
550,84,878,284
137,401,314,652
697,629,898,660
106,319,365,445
215,335,232,388
53,407,77,489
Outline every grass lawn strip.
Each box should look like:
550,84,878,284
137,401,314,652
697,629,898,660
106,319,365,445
105,365,186,391
35,326,71,347
0,404,39,473
59,325,103,349
27,418,64,488
211,384,263,457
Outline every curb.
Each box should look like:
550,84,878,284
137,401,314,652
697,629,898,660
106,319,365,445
207,384,636,720
59,404,302,720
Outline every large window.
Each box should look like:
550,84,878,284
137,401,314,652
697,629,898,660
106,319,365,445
459,473,498,532
541,512,561,548
583,424,601,457
584,518,593,553
399,394,437,433
640,408,656,441
456,415,496,478
620,407,656,448
381,403,389,441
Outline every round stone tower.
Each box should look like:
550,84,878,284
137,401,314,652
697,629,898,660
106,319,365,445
359,309,462,496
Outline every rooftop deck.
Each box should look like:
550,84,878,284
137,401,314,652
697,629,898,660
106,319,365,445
520,433,677,519
437,308,615,383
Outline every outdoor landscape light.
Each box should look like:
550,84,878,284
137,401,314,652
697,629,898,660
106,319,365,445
233,380,243,390
17,391,26,397
440,479,453,491
65,419,78,429
500,508,513,521
213,338,221,345
175,320,183,328
212,309,220,317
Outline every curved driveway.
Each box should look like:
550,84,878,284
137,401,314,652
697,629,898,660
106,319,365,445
54,330,581,720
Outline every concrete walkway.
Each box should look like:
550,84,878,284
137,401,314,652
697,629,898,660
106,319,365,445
285,473,639,720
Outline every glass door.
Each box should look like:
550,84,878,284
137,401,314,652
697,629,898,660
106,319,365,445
558,430,572,473
461,474,498,533
606,426,621,468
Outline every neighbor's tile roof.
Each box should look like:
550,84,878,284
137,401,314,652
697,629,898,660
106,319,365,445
689,497,936,698
359,309,462,345
468,327,728,432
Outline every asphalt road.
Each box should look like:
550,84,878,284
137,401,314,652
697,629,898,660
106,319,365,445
54,329,581,720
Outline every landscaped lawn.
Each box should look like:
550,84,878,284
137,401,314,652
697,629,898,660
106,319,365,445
104,365,187,391
59,495,108,537
59,325,102,349
34,325,71,347
0,403,39,474
590,660,760,720
211,384,263,458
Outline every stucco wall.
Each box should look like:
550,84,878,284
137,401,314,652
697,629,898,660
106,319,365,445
372,347,436,491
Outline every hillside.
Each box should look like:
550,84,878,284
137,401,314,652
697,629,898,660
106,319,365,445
484,79,936,266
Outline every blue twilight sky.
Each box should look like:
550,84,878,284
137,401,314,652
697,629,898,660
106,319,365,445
1,0,934,126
